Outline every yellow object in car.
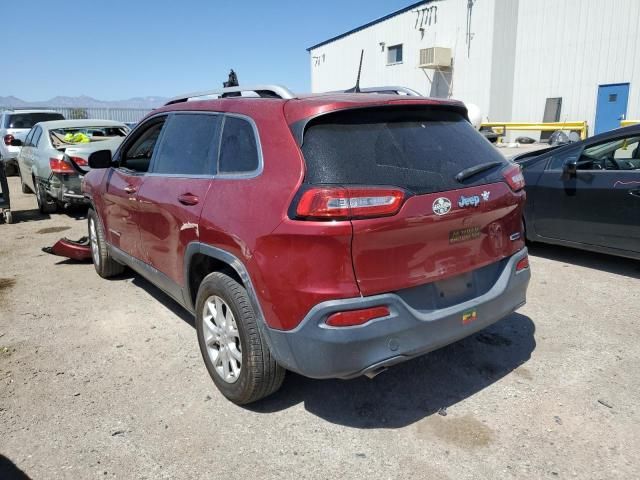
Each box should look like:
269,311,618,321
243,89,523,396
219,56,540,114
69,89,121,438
63,132,90,143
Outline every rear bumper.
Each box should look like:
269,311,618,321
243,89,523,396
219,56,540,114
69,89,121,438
48,175,89,204
265,248,530,379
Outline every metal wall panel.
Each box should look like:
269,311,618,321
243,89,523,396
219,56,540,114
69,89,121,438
511,0,640,131
309,0,500,116
310,0,640,133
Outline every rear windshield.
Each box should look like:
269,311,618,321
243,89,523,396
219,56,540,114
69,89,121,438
49,126,128,148
300,107,507,194
4,112,64,129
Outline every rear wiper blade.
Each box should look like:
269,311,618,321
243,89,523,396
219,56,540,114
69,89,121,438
455,161,503,183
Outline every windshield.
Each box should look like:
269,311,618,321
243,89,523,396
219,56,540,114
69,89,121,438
49,126,128,148
300,107,507,195
4,112,64,129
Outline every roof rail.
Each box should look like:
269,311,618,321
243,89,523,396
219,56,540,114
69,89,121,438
358,86,423,96
165,85,296,105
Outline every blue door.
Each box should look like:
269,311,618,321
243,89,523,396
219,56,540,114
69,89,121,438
594,83,629,134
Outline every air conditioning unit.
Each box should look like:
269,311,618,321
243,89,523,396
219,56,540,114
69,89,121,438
419,47,452,69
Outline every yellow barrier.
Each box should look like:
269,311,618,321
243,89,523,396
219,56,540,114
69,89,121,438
620,120,640,127
482,121,589,140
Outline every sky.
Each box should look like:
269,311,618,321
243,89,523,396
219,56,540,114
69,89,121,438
2,0,414,101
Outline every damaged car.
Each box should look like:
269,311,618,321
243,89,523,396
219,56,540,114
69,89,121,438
79,85,530,404
14,120,128,212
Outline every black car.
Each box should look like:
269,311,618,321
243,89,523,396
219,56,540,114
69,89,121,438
513,125,640,260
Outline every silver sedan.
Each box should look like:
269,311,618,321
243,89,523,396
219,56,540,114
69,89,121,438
16,119,128,212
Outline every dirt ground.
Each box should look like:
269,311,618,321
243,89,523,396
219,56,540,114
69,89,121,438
1,175,639,480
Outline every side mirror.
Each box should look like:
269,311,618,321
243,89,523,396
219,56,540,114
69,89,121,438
88,150,113,169
563,158,578,177
10,138,22,147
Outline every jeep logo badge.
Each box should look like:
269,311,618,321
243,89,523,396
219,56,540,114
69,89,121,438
432,197,452,216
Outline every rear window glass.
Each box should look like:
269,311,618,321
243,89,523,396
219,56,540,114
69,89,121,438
4,112,64,129
153,114,221,175
49,126,128,148
301,107,507,194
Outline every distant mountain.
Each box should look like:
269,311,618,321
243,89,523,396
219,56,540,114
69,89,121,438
0,95,168,109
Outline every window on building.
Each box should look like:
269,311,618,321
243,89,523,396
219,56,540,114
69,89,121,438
387,44,403,64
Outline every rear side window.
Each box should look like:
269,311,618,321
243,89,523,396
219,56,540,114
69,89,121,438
153,114,221,175
219,116,259,174
32,127,43,147
4,112,64,129
24,128,35,146
300,107,507,194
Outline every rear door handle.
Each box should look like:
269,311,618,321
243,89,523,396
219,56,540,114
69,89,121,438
178,193,199,206
124,185,137,194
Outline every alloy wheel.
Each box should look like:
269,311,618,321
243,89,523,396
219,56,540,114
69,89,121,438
89,218,99,266
202,295,242,383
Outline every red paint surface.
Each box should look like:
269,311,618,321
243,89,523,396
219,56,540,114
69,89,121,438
351,183,525,295
137,178,211,284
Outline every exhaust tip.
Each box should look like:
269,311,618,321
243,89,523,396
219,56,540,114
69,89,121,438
364,366,388,379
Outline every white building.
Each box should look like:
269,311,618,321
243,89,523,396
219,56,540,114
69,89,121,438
308,0,640,136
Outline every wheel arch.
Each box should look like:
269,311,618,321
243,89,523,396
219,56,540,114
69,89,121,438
184,243,258,316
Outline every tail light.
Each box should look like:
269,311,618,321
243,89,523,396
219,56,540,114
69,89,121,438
3,134,14,146
69,156,88,166
502,163,525,192
326,306,390,327
49,157,75,174
516,255,530,272
295,186,405,220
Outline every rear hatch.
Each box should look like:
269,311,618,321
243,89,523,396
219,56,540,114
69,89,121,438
296,105,526,296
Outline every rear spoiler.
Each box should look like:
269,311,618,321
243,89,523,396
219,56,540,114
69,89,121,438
289,102,469,147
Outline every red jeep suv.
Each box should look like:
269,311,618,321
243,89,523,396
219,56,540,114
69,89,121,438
82,85,530,404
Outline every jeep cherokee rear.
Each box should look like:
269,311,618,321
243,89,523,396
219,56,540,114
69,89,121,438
83,85,530,404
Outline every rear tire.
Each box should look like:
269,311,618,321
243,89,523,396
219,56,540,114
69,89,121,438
34,177,57,213
196,271,285,405
88,209,125,278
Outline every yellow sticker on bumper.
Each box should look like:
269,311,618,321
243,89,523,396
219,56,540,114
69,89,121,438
462,310,478,324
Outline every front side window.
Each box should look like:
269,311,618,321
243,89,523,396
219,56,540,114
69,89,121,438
387,44,403,64
218,116,260,174
152,114,221,176
581,136,640,170
120,119,165,173
546,147,580,171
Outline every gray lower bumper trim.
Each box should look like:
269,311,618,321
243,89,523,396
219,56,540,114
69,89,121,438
265,248,530,379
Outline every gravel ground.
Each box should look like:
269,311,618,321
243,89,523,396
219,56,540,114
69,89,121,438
1,176,639,480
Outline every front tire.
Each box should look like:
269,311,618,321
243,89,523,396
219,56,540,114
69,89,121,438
196,271,285,404
88,209,125,278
